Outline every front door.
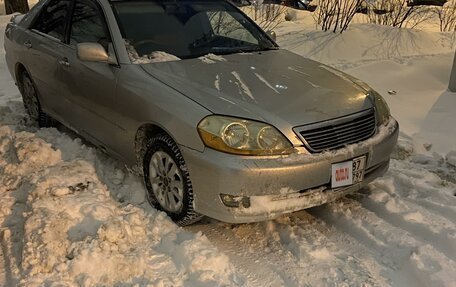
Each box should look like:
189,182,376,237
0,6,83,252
25,0,72,118
58,0,124,154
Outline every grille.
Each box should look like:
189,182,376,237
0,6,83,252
296,109,376,153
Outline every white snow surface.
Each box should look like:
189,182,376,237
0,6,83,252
125,41,180,64
230,71,256,102
1,10,456,287
199,53,227,64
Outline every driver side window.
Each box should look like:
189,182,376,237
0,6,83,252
32,0,71,42
69,0,110,50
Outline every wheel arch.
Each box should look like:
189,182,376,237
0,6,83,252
134,122,179,173
15,62,29,92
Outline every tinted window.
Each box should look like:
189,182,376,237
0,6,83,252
33,0,71,42
113,1,275,60
70,0,110,49
20,0,47,28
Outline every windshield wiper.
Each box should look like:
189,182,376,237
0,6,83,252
180,45,278,60
208,46,277,55
259,46,279,51
190,33,216,49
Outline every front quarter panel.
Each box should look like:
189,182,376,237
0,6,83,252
115,65,212,165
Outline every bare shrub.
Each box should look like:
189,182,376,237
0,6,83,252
243,2,288,31
285,9,298,21
366,0,430,28
434,2,456,31
313,0,364,33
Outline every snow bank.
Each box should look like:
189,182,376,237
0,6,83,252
0,127,241,286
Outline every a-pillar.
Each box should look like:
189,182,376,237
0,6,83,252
450,50,456,92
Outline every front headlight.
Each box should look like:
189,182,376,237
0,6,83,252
197,115,293,156
371,90,390,125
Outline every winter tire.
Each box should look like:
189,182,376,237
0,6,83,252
143,134,202,226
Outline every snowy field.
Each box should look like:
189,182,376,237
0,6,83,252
1,9,456,287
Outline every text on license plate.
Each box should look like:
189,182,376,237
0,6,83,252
331,156,366,188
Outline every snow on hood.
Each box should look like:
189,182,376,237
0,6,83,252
198,53,227,64
140,49,374,127
125,41,180,64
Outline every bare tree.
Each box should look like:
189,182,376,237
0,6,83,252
313,0,364,33
5,0,29,14
366,0,428,28
243,2,288,31
434,2,456,31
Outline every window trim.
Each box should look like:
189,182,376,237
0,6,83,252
30,29,65,43
30,0,73,44
68,0,121,67
110,0,277,60
67,0,110,46
29,0,120,67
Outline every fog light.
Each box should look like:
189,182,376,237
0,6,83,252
220,194,251,208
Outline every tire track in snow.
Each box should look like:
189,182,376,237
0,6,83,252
289,211,389,287
189,215,384,287
309,197,456,287
358,194,456,261
388,194,456,224
380,159,456,223
186,222,287,287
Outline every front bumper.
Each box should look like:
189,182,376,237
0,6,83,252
181,118,399,223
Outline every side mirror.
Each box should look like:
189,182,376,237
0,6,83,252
10,14,25,25
267,30,277,42
77,43,117,65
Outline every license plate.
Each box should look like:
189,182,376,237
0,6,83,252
331,156,366,188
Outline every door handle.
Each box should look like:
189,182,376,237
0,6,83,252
59,57,70,67
24,40,32,49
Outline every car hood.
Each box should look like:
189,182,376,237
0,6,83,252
140,49,374,128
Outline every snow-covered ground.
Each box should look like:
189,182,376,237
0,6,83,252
1,9,456,287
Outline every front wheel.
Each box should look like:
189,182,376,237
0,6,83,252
143,134,202,226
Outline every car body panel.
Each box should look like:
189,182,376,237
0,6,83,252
4,0,399,223
112,65,211,163
182,119,398,223
4,0,211,165
140,49,374,126
57,44,124,150
141,49,375,146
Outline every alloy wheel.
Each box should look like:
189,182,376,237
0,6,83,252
148,151,184,212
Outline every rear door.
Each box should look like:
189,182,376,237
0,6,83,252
58,0,124,153
25,0,72,118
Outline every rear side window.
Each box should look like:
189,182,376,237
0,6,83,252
69,0,110,49
32,0,72,42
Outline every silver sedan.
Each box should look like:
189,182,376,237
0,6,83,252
4,0,398,225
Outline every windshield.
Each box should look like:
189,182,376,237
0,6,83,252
112,0,277,62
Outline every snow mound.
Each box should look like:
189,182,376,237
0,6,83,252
0,126,241,286
125,41,180,64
